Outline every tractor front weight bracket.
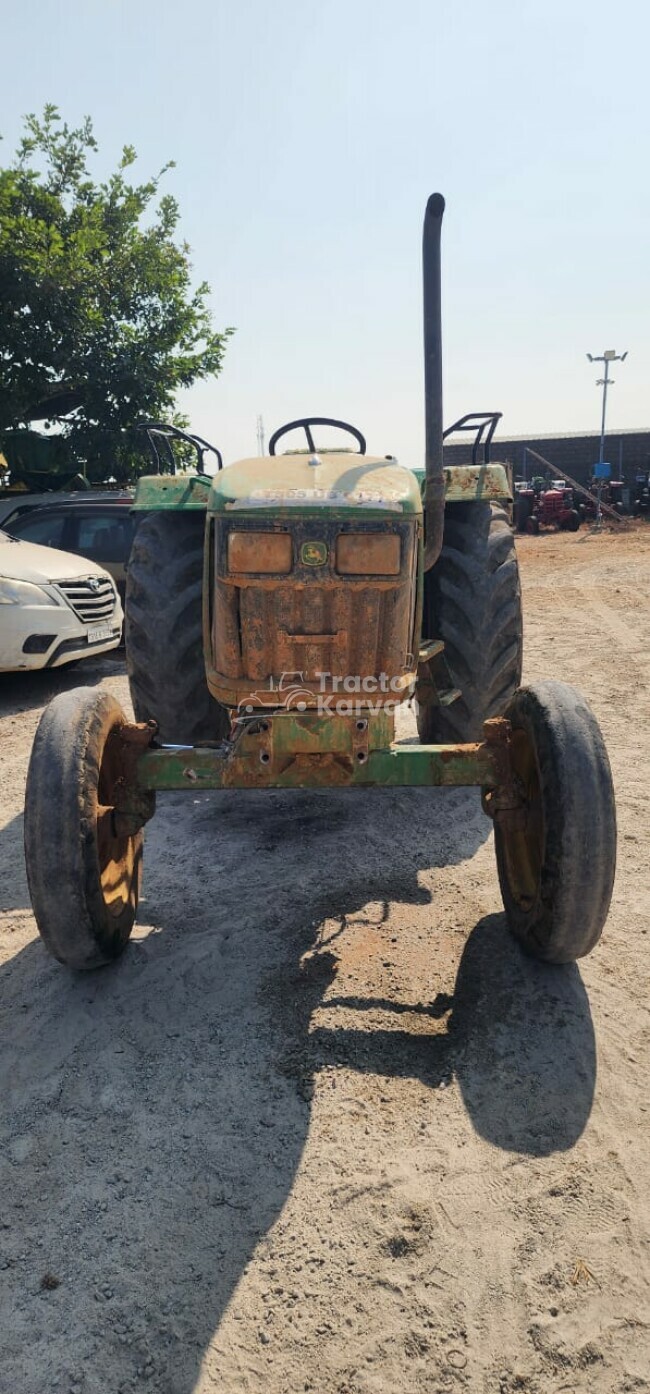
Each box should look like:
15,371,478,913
112,711,526,809
111,720,159,838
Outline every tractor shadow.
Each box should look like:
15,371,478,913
0,811,29,912
302,914,595,1155
0,784,595,1394
0,652,125,718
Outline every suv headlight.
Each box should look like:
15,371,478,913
0,577,58,606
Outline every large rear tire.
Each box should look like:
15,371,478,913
417,502,523,743
514,494,533,533
25,689,143,969
125,512,229,744
493,681,616,962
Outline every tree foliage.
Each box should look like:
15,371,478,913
0,106,233,482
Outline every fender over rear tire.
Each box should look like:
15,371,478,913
24,688,143,969
126,512,229,744
417,502,523,743
493,680,616,962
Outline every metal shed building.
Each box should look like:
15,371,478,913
443,428,650,487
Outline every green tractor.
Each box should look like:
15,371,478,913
24,194,616,970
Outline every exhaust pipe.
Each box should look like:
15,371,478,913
422,192,446,570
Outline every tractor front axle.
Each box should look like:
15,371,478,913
114,712,516,814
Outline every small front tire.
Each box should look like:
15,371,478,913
493,680,616,963
25,688,143,969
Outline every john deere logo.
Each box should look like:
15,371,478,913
301,540,328,567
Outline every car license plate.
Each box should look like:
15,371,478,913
87,624,113,644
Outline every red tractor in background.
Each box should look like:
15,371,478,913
515,479,581,534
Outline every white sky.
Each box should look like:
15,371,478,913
3,0,649,466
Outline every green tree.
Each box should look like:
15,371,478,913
0,105,233,483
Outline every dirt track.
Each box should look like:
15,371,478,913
1,527,649,1394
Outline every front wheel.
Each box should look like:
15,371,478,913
24,688,144,969
491,681,616,962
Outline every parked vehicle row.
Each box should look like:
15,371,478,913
632,472,650,516
0,528,122,672
0,491,140,671
514,474,628,533
0,491,137,601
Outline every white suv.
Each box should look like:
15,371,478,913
0,529,123,672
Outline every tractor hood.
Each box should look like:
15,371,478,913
208,453,423,519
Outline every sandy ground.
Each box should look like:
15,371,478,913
1,525,649,1394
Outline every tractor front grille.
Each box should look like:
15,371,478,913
56,577,118,624
208,517,419,706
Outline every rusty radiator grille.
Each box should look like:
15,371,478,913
209,517,419,695
236,583,406,682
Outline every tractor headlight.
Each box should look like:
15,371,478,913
0,577,58,606
228,532,292,574
336,534,401,575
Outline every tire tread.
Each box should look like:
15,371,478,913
417,502,523,742
125,513,229,744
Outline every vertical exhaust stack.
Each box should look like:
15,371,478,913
422,192,446,570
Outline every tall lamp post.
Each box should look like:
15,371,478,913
586,349,628,525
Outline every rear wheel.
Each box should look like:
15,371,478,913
514,494,533,533
527,515,540,535
126,512,229,744
417,502,523,743
492,681,616,962
25,689,143,969
566,509,580,532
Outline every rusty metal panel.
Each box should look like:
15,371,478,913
135,731,499,792
207,518,419,707
212,582,242,678
443,463,512,502
410,463,513,503
234,580,413,684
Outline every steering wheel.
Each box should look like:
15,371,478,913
268,417,366,457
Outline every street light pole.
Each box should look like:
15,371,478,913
586,349,628,526
597,356,611,468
